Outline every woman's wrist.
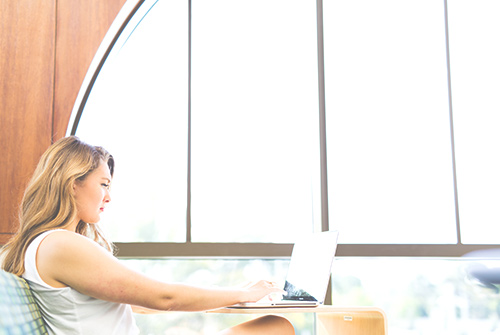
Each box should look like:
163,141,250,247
234,288,250,303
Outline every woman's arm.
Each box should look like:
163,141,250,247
36,230,282,311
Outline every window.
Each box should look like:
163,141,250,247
75,0,189,242
70,1,500,332
70,0,500,255
448,0,500,244
190,0,320,242
74,0,321,244
323,0,456,244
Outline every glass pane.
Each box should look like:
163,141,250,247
75,0,189,242
332,257,500,334
122,257,500,334
323,0,457,244
190,0,320,242
123,259,315,334
448,1,500,244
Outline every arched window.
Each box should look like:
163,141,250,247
69,0,500,332
70,0,500,257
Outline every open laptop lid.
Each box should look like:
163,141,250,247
229,230,339,308
281,230,339,303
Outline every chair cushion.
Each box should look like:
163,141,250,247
0,269,48,335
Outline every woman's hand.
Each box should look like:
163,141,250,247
239,280,285,303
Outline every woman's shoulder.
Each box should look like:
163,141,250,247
36,229,114,289
28,229,83,258
38,229,101,256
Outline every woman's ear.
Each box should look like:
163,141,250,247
71,180,77,195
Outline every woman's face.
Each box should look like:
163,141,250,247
73,161,112,224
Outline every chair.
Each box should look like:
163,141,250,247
0,269,48,335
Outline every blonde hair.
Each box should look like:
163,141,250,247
1,136,115,276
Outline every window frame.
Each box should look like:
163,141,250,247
68,0,500,259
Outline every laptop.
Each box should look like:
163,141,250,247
229,230,339,308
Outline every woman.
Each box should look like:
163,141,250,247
1,136,294,335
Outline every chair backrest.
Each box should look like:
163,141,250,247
0,269,48,335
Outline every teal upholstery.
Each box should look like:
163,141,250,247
0,269,48,335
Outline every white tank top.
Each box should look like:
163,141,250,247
23,230,140,335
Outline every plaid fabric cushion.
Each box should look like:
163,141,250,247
0,270,48,335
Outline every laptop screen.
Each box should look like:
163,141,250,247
282,231,339,303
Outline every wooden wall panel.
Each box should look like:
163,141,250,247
0,1,56,244
0,0,125,245
52,0,127,141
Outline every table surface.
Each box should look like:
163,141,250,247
208,305,385,314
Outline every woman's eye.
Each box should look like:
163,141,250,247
102,183,110,189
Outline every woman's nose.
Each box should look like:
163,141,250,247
104,190,111,203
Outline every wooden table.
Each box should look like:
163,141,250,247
209,305,387,335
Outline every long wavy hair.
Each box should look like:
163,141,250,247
1,136,115,276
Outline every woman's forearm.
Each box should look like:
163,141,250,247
144,280,281,312
151,283,246,312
